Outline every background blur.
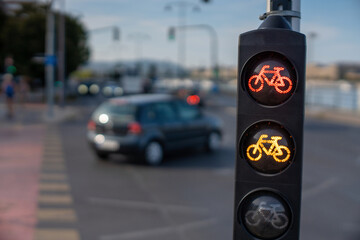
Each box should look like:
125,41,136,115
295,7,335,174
0,0,360,240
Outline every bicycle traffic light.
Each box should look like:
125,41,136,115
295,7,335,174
233,15,306,240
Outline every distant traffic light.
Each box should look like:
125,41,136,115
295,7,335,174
233,15,306,240
113,27,120,41
168,27,175,40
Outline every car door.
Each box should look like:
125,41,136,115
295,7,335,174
174,100,207,146
153,101,186,150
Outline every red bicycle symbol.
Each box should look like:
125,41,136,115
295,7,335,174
248,65,293,94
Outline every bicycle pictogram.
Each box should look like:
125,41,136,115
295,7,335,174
245,201,289,230
246,134,290,163
248,65,293,94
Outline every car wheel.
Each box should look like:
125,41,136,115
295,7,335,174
144,141,163,166
96,151,109,161
206,132,221,152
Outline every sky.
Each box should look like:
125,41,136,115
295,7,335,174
54,0,360,68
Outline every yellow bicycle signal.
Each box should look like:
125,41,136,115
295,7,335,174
246,134,290,163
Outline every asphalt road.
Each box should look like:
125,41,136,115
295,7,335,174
57,94,360,240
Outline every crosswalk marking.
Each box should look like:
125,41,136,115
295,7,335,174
42,162,66,171
34,229,80,240
38,195,73,205
37,208,77,222
40,173,67,181
35,127,81,239
39,183,70,192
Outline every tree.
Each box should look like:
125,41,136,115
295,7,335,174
0,3,90,83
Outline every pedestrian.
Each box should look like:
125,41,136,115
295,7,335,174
1,74,15,118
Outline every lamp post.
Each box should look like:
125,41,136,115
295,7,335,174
175,24,219,81
164,1,200,78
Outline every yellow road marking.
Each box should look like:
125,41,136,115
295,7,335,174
39,183,70,192
38,195,73,205
34,229,80,240
37,209,77,222
40,173,67,181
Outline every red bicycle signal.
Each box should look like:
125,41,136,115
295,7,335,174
248,65,293,94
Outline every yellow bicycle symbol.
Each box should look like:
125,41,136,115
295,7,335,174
246,134,290,163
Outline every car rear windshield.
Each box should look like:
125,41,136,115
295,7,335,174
94,102,137,123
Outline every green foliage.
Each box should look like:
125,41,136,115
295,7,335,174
0,3,90,81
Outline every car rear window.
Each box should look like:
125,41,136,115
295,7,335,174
94,102,137,123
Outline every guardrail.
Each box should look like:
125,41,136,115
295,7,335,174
218,79,360,112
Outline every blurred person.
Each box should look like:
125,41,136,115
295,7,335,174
1,74,15,118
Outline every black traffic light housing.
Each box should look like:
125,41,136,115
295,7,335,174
233,15,306,240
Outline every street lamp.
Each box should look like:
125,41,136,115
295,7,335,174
175,24,219,81
164,1,200,78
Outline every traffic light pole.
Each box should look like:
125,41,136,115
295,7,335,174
45,1,55,118
233,0,305,239
164,1,200,78
262,0,301,31
57,0,66,108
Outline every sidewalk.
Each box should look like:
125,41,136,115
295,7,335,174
0,112,45,240
0,103,78,240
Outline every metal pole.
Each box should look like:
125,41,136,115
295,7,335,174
57,0,66,108
178,3,186,78
264,0,301,32
176,24,219,81
45,1,55,118
165,1,200,78
292,0,300,31
266,0,271,12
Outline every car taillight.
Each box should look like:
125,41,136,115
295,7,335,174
87,120,96,131
128,122,142,135
187,95,201,105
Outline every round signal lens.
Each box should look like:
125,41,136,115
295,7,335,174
240,121,295,174
239,190,292,239
243,52,296,106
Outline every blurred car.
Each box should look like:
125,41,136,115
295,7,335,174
87,94,222,165
101,81,124,98
77,81,100,96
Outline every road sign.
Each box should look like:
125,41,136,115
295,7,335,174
44,55,57,66
233,15,306,240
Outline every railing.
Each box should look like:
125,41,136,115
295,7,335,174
306,80,359,111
